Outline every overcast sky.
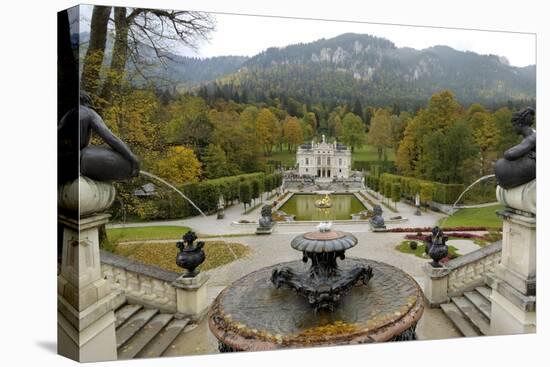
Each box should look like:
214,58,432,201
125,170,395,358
79,6,536,67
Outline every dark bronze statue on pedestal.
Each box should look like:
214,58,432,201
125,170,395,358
58,92,140,184
494,107,536,189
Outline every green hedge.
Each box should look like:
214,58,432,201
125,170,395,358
362,161,396,176
109,172,283,221
181,172,282,216
379,173,464,205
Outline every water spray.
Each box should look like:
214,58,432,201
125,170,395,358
139,170,238,260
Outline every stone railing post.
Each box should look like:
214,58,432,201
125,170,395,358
172,273,210,322
422,241,502,307
422,265,451,307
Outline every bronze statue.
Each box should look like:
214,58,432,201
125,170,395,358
58,92,140,183
494,107,536,189
258,204,274,229
369,204,386,229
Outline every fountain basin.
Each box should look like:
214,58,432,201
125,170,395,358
279,193,367,221
208,258,424,352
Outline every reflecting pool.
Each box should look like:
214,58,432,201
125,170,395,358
279,194,367,221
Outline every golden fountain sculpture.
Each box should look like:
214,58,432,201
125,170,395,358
315,194,332,208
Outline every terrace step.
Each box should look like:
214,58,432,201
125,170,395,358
136,318,190,359
115,304,143,328
451,296,490,335
464,290,491,320
475,285,492,302
116,308,159,348
118,313,174,360
440,303,481,337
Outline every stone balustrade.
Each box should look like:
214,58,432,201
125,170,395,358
423,241,502,306
100,250,179,313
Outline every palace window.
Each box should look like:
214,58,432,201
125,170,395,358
305,158,309,165
317,157,321,165
339,158,342,166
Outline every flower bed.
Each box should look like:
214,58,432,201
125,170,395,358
404,231,502,245
381,226,500,233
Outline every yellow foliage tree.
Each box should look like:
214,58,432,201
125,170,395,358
367,108,393,161
256,108,280,156
155,146,202,186
283,116,304,152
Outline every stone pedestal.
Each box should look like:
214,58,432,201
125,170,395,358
256,225,274,235
57,213,118,362
172,273,210,322
422,264,450,307
489,182,536,335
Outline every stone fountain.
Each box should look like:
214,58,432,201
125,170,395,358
209,222,424,352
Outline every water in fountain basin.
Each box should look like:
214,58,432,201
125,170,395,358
440,174,496,228
139,170,237,260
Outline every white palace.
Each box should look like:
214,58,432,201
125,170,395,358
296,135,352,178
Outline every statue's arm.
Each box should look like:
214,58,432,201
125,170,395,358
83,107,140,174
504,134,536,160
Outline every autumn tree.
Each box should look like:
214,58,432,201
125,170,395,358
155,146,201,186
256,108,280,156
468,106,500,176
80,6,112,95
341,113,366,152
494,107,520,156
396,91,464,180
208,108,261,173
283,117,304,152
202,144,233,179
328,112,343,138
367,109,393,161
101,88,161,169
164,95,213,159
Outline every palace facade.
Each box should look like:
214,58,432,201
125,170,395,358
296,136,352,178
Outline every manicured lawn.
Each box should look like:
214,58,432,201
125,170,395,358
112,241,249,273
106,226,191,243
395,240,460,258
439,205,504,228
352,145,395,163
269,149,296,167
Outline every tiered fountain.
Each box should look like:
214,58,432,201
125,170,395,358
209,222,424,352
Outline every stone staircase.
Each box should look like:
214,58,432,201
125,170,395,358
115,303,190,359
440,285,492,337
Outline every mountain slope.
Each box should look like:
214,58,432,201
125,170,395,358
209,33,535,106
78,32,248,89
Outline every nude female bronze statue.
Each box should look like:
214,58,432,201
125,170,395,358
58,92,140,183
494,107,536,189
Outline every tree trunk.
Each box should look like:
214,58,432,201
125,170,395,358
81,5,111,95
100,7,129,104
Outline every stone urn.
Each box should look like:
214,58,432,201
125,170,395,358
176,231,206,277
427,227,448,268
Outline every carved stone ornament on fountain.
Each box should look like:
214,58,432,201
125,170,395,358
271,222,373,311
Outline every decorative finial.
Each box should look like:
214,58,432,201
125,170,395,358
317,222,332,232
